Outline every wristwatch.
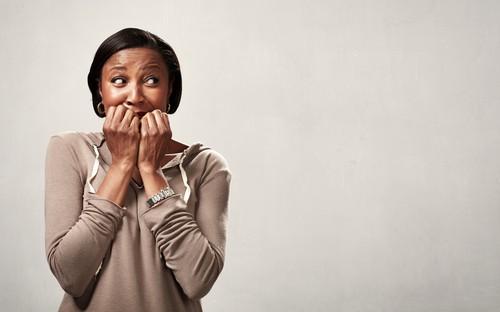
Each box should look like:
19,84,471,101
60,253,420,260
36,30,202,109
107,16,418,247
146,186,176,208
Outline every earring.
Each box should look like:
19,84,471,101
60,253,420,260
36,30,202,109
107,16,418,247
166,103,171,114
97,102,105,116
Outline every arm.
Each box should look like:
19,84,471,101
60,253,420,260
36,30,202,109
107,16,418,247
140,152,231,300
96,161,135,206
97,105,140,206
137,110,231,299
44,135,126,297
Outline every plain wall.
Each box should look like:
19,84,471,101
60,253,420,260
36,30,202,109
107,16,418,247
1,0,499,311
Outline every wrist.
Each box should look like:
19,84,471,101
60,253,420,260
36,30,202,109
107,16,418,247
139,168,169,197
138,163,160,175
111,160,135,174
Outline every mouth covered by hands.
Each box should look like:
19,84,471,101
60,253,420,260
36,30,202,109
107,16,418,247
103,104,172,173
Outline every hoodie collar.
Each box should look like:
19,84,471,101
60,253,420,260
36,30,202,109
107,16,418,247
85,132,207,202
85,132,206,169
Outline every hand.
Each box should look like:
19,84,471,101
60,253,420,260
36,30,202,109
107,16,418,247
138,109,172,174
102,105,141,169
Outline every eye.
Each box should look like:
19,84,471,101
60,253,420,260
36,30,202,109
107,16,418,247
144,76,159,86
111,77,126,85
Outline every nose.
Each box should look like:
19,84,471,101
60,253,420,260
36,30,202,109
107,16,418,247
125,83,144,106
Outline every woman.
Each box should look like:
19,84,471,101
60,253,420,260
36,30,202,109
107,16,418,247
45,28,231,312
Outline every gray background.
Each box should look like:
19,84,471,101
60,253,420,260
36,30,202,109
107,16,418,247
1,0,500,311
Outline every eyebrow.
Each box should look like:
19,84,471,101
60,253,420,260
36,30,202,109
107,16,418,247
108,65,127,71
141,64,162,70
108,64,162,71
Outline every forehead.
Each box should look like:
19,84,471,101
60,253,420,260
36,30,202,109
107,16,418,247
103,47,167,71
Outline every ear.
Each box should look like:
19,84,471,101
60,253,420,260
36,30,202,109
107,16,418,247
167,79,174,98
98,79,103,98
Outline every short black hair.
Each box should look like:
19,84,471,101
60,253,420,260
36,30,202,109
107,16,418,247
87,28,182,117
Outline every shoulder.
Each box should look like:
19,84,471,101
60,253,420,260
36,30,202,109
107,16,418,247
47,131,84,156
198,149,230,170
183,144,232,185
187,144,230,173
46,131,103,168
48,131,103,148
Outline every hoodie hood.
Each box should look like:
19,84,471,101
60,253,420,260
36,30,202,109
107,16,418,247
82,132,209,203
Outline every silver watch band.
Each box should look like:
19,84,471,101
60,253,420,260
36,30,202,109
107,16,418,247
146,186,176,208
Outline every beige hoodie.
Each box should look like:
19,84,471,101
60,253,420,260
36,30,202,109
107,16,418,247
45,131,231,311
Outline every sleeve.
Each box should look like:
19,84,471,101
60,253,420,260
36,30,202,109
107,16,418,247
140,151,232,300
44,135,126,297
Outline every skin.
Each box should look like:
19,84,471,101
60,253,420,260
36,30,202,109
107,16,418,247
95,47,187,206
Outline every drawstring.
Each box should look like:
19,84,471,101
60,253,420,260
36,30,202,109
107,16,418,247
88,140,192,203
88,144,100,194
179,152,191,203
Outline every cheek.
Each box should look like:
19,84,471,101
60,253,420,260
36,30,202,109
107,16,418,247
147,87,170,109
101,85,127,106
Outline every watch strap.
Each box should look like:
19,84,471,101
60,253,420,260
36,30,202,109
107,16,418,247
146,186,176,208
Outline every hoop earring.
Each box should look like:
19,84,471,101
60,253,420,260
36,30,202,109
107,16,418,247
166,103,171,114
97,102,105,116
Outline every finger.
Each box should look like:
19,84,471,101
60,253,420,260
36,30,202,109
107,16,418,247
141,115,149,136
107,105,116,117
120,109,135,128
160,112,172,138
104,105,116,127
145,112,159,132
152,110,166,131
130,115,140,133
111,105,127,126
161,112,170,130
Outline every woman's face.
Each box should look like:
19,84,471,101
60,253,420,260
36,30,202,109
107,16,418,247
99,47,171,117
